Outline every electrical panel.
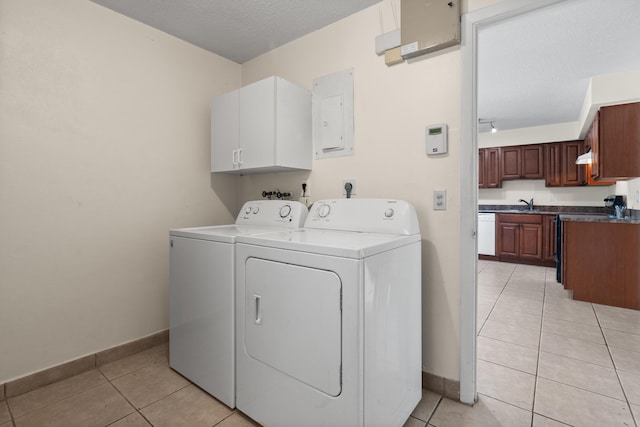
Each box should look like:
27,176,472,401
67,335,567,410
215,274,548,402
313,69,354,159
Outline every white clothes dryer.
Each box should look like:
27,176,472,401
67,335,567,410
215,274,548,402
169,200,308,408
235,199,422,427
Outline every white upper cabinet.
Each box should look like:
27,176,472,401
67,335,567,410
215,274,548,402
211,76,312,174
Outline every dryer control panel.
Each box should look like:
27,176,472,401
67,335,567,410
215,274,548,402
305,199,420,235
236,200,308,227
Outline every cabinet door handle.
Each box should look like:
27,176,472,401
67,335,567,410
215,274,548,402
232,149,238,167
237,148,244,165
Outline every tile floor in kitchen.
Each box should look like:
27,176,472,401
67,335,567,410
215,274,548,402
1,260,639,426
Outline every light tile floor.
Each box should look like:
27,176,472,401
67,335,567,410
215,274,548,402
405,261,640,427
2,260,639,426
0,344,259,427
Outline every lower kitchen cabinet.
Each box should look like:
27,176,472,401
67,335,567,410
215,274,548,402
562,220,640,310
497,213,543,264
542,214,556,266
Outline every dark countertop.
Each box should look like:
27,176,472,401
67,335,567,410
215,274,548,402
559,214,640,224
478,205,606,215
479,204,640,223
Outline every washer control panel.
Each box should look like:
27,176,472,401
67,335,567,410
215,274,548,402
306,199,420,235
236,200,308,227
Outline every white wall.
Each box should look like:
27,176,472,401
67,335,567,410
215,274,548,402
236,0,498,381
479,180,613,206
626,178,640,210
0,0,240,382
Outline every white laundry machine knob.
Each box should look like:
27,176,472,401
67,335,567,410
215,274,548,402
385,208,395,218
245,206,252,214
318,204,331,218
253,207,260,214
279,205,292,218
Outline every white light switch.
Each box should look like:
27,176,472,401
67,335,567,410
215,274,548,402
433,190,447,210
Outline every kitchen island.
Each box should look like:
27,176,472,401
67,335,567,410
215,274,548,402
561,214,640,310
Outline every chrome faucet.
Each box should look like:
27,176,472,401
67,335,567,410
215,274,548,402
519,198,534,211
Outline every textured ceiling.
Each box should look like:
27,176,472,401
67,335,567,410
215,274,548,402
478,0,640,132
88,0,640,132
89,0,383,64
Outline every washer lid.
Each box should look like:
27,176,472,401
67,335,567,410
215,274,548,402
170,225,283,243
236,228,420,259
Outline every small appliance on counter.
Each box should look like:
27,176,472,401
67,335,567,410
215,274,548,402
604,195,626,208
604,195,626,216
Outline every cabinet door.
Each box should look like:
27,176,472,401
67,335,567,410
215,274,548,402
588,114,600,178
500,146,521,180
522,145,544,178
239,78,276,169
486,148,501,188
478,149,486,188
562,141,585,186
598,102,640,180
211,90,240,172
542,215,556,264
545,143,562,187
585,117,615,185
520,223,543,261
497,222,519,258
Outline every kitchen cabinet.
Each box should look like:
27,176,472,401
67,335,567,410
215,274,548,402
497,213,543,263
501,144,544,180
211,76,312,174
588,102,640,181
478,147,501,188
542,214,556,266
562,220,640,309
545,141,586,187
584,115,615,185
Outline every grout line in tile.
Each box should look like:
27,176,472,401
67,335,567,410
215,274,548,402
424,392,444,425
9,381,115,423
592,303,638,427
529,268,548,421
538,328,605,346
532,411,572,426
476,267,517,336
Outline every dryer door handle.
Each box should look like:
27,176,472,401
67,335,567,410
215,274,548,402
253,294,262,325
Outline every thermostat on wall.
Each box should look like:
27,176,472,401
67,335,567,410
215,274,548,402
426,123,448,155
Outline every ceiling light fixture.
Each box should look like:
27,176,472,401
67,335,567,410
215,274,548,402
478,119,497,133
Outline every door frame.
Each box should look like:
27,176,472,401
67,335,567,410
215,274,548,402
459,0,565,404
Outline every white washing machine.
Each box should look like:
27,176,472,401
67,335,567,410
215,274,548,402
169,200,308,408
235,199,422,427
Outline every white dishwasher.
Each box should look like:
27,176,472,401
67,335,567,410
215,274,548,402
478,213,496,256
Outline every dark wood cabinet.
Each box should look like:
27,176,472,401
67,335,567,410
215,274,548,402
545,143,562,187
585,115,616,186
542,214,556,266
562,220,640,310
500,146,521,180
501,145,544,180
588,102,640,181
497,213,543,263
562,141,586,186
545,141,586,187
478,148,501,188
